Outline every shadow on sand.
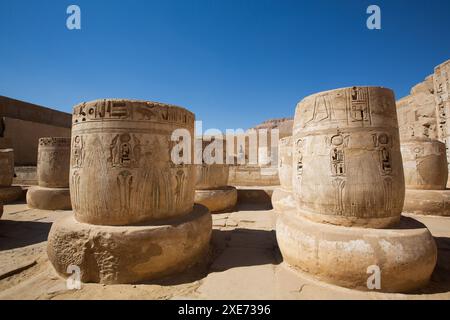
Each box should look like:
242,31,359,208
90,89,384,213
0,219,52,251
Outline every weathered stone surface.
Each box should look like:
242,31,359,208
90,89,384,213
397,59,450,187
224,118,292,187
0,186,23,204
0,138,12,149
13,166,37,185
37,137,70,188
0,96,72,166
26,186,71,210
236,187,274,205
195,186,237,213
47,205,212,284
271,187,295,213
401,138,448,190
403,189,450,216
252,117,294,138
0,149,14,187
293,87,405,228
397,75,437,141
195,164,229,190
276,213,437,293
278,136,293,189
434,60,450,181
228,165,280,186
278,86,437,293
271,136,295,213
70,99,196,226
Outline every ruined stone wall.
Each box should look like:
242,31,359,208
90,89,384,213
0,96,71,165
397,59,450,185
227,118,293,186
433,60,450,173
397,75,437,141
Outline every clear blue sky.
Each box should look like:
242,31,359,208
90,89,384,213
1,0,449,130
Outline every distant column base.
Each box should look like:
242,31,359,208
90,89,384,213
0,186,23,204
271,187,295,213
403,189,450,216
47,204,212,284
26,186,72,210
276,213,437,293
195,186,237,213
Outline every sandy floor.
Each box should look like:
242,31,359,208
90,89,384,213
0,199,449,300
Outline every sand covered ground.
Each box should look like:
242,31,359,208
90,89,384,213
1,198,450,300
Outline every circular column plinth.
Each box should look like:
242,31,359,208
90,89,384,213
403,189,450,216
26,186,71,211
271,187,295,213
276,213,437,293
0,186,23,204
47,205,212,284
194,186,237,213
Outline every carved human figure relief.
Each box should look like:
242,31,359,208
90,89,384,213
72,135,85,168
109,134,141,168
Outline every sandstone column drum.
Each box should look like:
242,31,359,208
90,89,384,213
0,148,22,204
47,99,212,284
401,138,450,216
27,138,72,210
276,87,437,292
271,136,295,212
194,139,237,213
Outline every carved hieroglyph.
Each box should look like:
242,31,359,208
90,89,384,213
401,138,448,190
292,87,405,228
0,149,14,187
434,61,450,175
70,99,196,226
278,136,293,190
37,137,71,188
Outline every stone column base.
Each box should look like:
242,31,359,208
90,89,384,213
403,189,450,216
26,186,72,210
271,188,295,213
195,186,237,213
276,213,437,293
47,204,212,284
0,186,23,204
